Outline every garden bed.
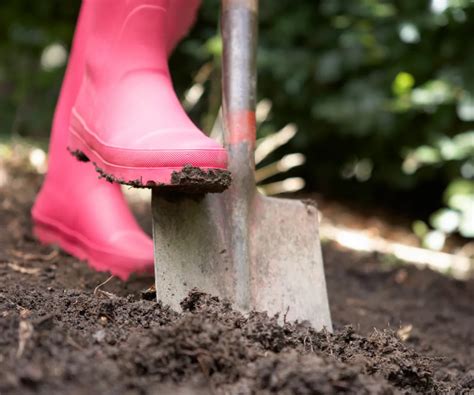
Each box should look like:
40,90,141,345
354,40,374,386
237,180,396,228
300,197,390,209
0,167,473,394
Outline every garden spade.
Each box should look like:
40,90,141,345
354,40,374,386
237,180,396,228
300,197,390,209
152,0,332,330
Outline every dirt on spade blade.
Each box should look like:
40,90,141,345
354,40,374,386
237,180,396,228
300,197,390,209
0,166,473,394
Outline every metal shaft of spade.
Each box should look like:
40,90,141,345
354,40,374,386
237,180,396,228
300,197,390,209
220,0,259,310
152,0,332,331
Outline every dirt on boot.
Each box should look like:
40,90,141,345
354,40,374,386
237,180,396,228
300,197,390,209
68,148,231,193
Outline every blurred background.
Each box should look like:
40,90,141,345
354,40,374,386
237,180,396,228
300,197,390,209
0,0,472,274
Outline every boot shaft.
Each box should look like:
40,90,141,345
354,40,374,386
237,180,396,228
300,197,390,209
85,0,171,81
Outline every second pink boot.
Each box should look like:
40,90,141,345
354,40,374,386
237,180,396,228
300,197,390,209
69,0,230,192
32,1,154,280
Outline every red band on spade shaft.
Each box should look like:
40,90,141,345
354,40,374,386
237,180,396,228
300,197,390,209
227,111,257,146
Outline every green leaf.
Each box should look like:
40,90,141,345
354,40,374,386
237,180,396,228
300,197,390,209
422,230,446,251
392,72,415,96
444,179,474,211
457,92,474,122
412,220,429,238
459,209,474,237
430,208,460,234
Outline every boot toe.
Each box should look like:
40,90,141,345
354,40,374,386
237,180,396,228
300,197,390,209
104,230,155,277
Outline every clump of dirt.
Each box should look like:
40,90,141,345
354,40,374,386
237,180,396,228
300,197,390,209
0,164,472,394
169,164,232,193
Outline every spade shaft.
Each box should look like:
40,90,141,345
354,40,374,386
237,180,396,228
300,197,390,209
220,0,258,310
152,0,332,330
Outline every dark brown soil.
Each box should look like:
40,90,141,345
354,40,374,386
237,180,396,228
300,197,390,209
0,166,473,394
69,148,232,192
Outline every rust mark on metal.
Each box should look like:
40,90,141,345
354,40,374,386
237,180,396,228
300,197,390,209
227,110,257,146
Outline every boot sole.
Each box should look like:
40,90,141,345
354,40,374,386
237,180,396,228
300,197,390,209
32,213,153,280
69,111,231,193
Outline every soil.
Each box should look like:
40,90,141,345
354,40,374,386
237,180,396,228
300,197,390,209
0,165,473,394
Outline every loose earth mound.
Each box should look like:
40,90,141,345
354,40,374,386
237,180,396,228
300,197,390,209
0,165,472,394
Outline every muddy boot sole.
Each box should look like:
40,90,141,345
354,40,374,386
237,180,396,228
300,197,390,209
68,148,232,194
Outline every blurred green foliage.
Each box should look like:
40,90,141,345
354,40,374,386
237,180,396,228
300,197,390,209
0,1,79,137
0,0,473,240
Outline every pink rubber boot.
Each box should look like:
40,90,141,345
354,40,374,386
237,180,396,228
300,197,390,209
69,0,230,191
32,2,154,280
